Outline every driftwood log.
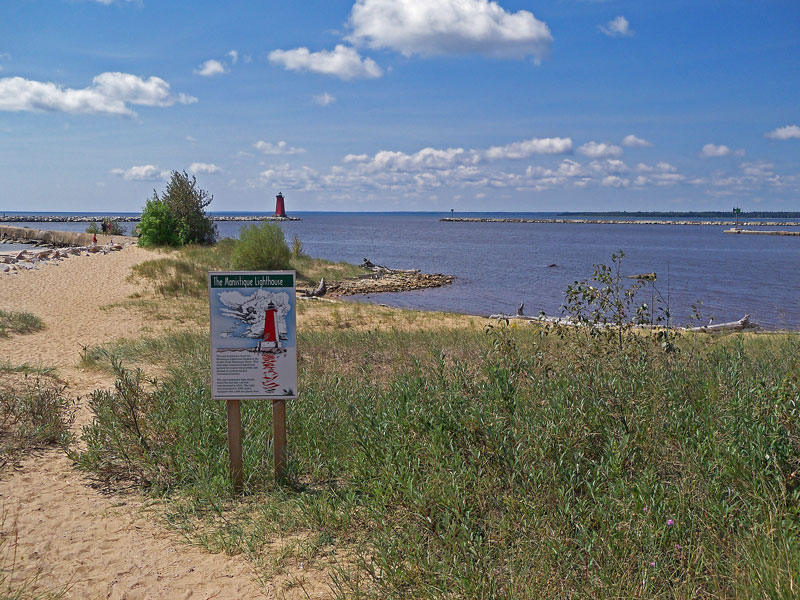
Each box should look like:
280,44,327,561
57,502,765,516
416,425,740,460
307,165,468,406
488,313,760,333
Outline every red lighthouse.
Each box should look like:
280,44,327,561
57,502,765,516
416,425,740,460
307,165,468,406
274,192,287,218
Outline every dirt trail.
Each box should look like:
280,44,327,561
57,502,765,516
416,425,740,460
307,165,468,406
0,247,277,599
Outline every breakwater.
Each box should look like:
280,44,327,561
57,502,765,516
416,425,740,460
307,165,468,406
0,214,301,223
441,217,800,227
724,228,800,236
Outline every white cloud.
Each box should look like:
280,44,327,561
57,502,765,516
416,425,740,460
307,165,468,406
656,161,677,172
578,141,623,158
0,72,196,116
254,140,306,155
346,0,553,62
268,45,382,80
111,165,169,181
313,92,337,106
194,59,227,77
601,175,629,188
765,125,800,140
227,50,239,65
485,137,573,159
700,143,731,158
189,162,221,174
600,16,634,38
622,134,652,148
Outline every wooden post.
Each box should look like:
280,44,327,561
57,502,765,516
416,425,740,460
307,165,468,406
226,399,243,494
273,399,287,482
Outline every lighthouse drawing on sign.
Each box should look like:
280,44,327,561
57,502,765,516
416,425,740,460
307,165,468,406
252,301,287,353
273,192,287,218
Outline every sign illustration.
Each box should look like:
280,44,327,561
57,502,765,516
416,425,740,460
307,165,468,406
209,271,297,399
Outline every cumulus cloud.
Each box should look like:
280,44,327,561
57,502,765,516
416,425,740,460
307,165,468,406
269,45,382,80
194,59,227,77
578,141,623,159
346,0,553,62
622,134,652,148
189,162,221,174
765,125,800,140
485,137,573,159
600,16,633,38
700,143,733,158
111,165,169,181
254,140,306,155
313,92,336,106
602,175,629,188
0,72,196,116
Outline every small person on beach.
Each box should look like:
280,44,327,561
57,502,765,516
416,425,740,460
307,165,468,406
92,233,97,245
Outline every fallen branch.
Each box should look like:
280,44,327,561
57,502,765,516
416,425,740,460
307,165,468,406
487,313,760,332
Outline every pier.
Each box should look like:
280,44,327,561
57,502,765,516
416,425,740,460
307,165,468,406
441,218,800,227
723,228,800,236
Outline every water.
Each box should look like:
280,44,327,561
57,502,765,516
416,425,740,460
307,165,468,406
3,212,799,329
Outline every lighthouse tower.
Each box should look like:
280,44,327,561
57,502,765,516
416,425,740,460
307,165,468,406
274,192,287,218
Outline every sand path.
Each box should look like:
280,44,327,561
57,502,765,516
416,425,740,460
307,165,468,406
0,247,274,599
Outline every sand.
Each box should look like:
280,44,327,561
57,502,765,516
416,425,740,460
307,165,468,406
0,247,282,598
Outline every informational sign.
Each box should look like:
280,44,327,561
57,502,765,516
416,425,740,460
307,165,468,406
209,271,297,400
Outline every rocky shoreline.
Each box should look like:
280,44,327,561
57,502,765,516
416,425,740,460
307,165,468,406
0,215,301,223
441,217,800,227
325,271,454,296
0,242,135,274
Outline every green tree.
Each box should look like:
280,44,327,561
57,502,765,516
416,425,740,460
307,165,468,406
231,222,291,270
138,171,217,247
137,198,180,247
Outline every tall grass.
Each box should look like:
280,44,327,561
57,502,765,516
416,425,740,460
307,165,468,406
73,325,800,598
0,370,74,468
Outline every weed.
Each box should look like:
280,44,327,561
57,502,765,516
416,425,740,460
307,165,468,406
0,311,45,339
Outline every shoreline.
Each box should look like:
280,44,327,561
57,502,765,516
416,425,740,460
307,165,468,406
441,217,800,227
0,215,301,223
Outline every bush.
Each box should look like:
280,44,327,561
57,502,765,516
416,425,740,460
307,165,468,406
230,222,291,270
138,171,217,247
137,198,180,247
86,222,100,234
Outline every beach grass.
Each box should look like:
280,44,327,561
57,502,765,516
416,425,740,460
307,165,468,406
130,239,370,299
0,368,74,468
72,313,800,598
0,311,45,339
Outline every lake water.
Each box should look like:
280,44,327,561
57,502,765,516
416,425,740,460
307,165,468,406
3,212,799,329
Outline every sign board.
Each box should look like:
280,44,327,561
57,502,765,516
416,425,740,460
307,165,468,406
209,271,297,400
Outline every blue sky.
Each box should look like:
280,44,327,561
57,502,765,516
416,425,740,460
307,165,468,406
1,0,798,213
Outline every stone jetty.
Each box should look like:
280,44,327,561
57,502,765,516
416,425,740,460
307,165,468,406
723,228,800,236
441,217,800,227
0,225,138,248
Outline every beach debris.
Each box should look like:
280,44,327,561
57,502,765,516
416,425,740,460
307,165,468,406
303,278,327,298
517,302,525,316
547,263,557,268
0,241,133,275
627,272,657,281
487,312,760,333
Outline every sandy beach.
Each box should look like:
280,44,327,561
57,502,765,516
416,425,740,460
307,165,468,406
0,246,275,599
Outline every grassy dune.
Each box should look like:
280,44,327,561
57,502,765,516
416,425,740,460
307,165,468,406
74,307,800,598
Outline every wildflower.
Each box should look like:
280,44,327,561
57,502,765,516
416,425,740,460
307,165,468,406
667,519,674,526
649,561,656,567
642,506,649,513
675,543,681,550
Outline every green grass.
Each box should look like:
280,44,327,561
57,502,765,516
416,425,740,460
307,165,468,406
72,324,800,598
0,311,45,339
131,238,368,298
0,369,74,469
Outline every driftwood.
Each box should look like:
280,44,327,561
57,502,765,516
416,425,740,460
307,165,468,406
302,278,327,298
362,258,419,274
488,312,760,333
685,314,758,333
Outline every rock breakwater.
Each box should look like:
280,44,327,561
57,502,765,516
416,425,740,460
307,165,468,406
0,215,301,223
441,217,800,227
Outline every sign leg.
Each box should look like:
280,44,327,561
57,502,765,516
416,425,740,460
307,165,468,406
226,399,243,494
273,399,287,482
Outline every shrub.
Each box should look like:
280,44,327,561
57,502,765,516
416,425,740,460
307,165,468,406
137,198,180,247
86,222,100,234
231,222,291,270
103,218,126,236
138,171,217,247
